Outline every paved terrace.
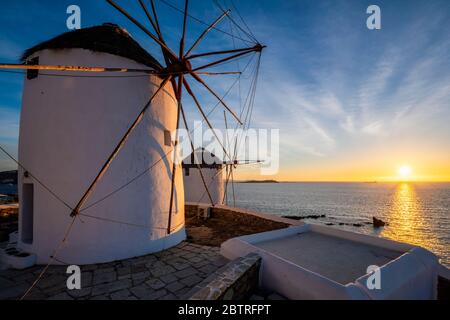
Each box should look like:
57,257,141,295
0,242,228,300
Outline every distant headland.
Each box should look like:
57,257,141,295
238,180,279,183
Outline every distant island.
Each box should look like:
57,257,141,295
0,170,18,198
0,170,18,185
238,180,279,183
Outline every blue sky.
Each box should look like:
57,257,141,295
0,0,449,180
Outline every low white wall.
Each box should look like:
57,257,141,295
221,224,440,300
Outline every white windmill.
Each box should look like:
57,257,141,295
0,0,264,267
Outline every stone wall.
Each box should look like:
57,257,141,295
186,253,261,300
438,276,450,300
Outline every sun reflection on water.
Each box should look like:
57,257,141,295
381,183,436,251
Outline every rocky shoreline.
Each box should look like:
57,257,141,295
282,214,387,229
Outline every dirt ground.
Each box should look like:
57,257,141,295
185,206,289,247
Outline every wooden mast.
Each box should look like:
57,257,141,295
167,0,189,234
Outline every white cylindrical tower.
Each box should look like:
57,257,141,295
182,148,224,205
17,25,185,264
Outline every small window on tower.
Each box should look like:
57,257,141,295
27,57,39,80
164,130,172,146
185,168,190,176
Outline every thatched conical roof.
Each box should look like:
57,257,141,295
22,23,161,70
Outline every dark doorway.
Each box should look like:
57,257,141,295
21,183,34,244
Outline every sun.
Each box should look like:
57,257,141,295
398,165,412,180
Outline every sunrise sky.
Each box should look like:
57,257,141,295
0,0,449,182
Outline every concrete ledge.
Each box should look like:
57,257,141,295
221,224,441,300
186,253,261,300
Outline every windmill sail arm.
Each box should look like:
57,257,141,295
179,0,189,57
187,44,264,60
189,72,242,125
106,0,178,64
191,49,256,72
0,63,158,74
184,10,230,58
139,0,176,68
138,0,161,40
197,71,241,75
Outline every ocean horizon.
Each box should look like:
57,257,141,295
229,181,450,267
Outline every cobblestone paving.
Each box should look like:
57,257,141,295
0,242,229,300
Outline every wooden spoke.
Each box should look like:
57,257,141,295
139,0,175,68
197,71,241,75
191,49,256,72
176,74,184,101
183,79,231,161
166,104,181,234
0,63,157,74
106,0,178,63
167,75,184,234
179,104,214,206
141,0,178,96
231,164,236,207
187,44,264,60
70,76,172,217
138,0,161,39
179,0,189,57
184,10,230,58
223,165,232,205
189,72,242,125
223,110,232,162
224,111,236,207
150,0,163,35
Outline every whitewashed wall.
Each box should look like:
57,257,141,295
18,48,185,265
183,167,224,205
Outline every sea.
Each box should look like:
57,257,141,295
230,182,450,267
0,184,17,196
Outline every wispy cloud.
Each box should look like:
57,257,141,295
0,38,22,61
0,107,19,141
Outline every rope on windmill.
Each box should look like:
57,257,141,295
158,0,255,45
77,212,185,233
0,145,73,211
20,216,78,300
213,0,259,43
